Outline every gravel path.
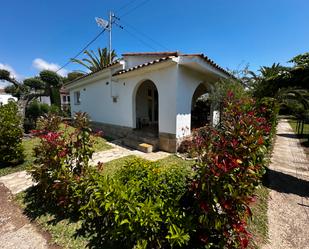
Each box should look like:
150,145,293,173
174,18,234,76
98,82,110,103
262,119,309,249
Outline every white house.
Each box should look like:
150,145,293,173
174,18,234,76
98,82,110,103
0,88,17,105
65,52,232,152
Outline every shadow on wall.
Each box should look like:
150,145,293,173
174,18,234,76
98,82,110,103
263,168,309,198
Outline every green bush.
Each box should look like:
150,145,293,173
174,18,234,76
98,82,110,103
28,112,94,209
77,158,191,249
186,92,277,248
0,101,24,164
25,100,61,132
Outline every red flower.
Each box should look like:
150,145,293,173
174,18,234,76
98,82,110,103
240,237,249,249
257,136,264,145
199,201,209,213
227,90,234,98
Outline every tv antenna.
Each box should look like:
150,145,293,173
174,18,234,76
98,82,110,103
95,12,123,64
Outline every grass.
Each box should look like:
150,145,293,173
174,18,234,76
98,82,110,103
248,185,269,248
288,119,309,147
0,125,111,177
59,123,113,152
15,155,195,249
0,138,39,177
103,154,195,176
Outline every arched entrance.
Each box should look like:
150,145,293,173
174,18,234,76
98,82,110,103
135,80,158,134
191,84,211,130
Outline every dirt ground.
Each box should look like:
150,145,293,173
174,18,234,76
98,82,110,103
0,183,60,249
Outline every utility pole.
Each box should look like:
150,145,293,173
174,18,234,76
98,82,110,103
95,12,122,64
109,11,113,64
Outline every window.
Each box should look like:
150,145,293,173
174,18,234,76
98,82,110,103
62,96,66,102
74,91,81,105
67,95,70,102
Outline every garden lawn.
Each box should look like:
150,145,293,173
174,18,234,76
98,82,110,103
59,123,113,152
0,126,111,177
248,185,269,248
0,138,39,177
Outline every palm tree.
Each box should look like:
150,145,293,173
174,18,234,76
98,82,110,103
71,48,117,73
277,88,309,116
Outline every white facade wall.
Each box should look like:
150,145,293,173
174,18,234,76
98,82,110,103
0,94,17,105
67,54,229,148
175,66,220,139
69,63,178,135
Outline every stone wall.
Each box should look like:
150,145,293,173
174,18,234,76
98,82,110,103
159,132,177,153
91,121,133,139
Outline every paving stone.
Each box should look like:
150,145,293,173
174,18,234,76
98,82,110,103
262,119,309,249
0,141,170,195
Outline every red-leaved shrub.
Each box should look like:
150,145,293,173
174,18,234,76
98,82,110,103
187,93,277,248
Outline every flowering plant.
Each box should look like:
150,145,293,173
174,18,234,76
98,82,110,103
187,93,277,248
28,112,96,209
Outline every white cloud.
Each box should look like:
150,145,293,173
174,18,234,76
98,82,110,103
0,63,23,88
32,58,68,77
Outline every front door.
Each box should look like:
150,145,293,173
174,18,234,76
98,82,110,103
147,86,158,124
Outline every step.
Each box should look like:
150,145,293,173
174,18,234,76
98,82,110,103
122,138,154,153
138,143,153,153
125,133,159,151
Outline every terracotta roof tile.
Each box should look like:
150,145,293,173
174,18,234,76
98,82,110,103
114,53,233,77
64,60,121,86
66,52,233,85
122,52,179,56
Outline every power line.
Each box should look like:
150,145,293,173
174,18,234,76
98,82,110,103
56,29,106,73
119,19,169,51
120,26,157,51
119,0,153,18
115,0,140,13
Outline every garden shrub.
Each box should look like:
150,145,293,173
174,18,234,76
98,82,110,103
186,92,277,248
28,112,96,209
25,100,61,131
77,158,191,249
0,101,24,164
177,139,193,154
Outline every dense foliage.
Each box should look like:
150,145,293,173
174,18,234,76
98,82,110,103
247,52,309,117
185,93,278,248
71,47,117,73
0,101,24,164
77,159,191,249
28,112,95,208
24,100,60,131
0,69,64,122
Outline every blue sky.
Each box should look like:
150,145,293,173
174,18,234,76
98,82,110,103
0,0,308,84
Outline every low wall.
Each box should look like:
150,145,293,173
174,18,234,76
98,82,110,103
91,121,133,139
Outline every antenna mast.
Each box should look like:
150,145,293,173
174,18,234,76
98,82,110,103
95,12,122,64
109,11,113,64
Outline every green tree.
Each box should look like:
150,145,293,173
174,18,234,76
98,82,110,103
0,101,24,164
65,72,85,83
71,48,117,72
0,69,63,119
